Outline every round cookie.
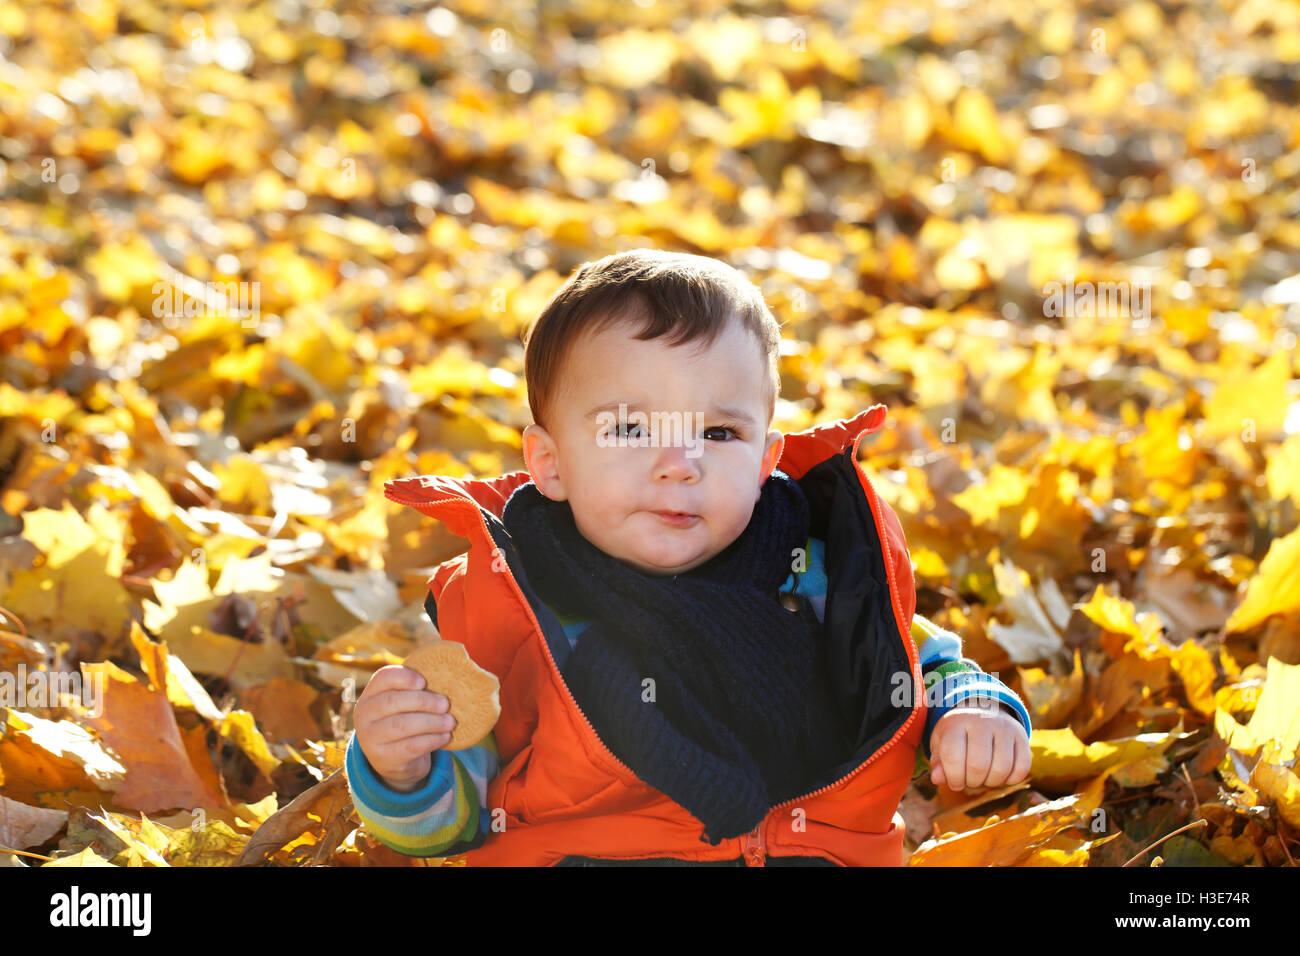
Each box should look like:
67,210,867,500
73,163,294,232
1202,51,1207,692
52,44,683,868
401,640,501,750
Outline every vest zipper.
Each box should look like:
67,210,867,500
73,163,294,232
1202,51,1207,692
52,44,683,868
744,823,767,866
741,449,923,855
383,442,921,863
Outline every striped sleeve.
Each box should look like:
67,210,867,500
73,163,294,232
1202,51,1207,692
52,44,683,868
909,613,1032,762
344,730,501,857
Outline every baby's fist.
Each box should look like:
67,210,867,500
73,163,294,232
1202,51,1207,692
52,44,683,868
929,700,1030,793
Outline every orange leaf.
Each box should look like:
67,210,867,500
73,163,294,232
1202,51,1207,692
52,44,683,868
80,661,228,814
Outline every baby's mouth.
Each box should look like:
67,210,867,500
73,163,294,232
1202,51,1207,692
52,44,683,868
650,510,700,527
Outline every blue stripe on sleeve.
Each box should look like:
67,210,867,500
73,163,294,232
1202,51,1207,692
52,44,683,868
345,732,456,815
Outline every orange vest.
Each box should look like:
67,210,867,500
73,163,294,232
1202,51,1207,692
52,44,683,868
383,405,926,866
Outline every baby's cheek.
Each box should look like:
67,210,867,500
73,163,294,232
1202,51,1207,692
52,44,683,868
718,503,755,543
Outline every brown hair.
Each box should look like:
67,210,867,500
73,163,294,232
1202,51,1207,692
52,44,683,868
522,249,782,432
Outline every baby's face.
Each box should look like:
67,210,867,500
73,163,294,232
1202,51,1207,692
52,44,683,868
522,316,784,576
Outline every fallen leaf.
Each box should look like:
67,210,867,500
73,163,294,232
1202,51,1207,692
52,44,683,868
234,768,353,866
1226,525,1300,634
42,846,117,867
1213,657,1300,760
238,678,320,743
1030,721,1185,787
79,660,228,813
987,559,1069,665
0,708,126,804
1017,648,1085,728
0,794,68,850
164,818,248,866
908,793,1089,866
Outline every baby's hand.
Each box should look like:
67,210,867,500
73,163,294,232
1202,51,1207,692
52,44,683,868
928,700,1030,793
353,664,458,793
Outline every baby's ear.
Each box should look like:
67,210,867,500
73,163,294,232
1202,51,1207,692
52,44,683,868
523,424,566,500
760,429,784,481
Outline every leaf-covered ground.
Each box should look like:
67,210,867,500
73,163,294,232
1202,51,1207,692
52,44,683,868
1,0,1299,866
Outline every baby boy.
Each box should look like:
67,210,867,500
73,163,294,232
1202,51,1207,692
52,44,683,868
347,249,1032,864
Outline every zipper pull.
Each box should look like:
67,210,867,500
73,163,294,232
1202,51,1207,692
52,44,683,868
744,824,767,866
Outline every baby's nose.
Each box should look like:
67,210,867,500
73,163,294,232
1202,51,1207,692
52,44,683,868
652,443,701,481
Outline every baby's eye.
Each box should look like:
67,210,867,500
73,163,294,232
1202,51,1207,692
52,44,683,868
613,421,646,439
703,426,738,442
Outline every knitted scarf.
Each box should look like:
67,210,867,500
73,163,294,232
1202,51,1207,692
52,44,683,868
500,470,853,845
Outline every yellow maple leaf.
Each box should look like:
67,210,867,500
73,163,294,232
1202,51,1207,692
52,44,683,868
164,819,248,866
1266,433,1300,505
218,710,281,779
1077,585,1163,644
1202,350,1291,440
212,455,273,513
1213,657,1300,760
84,235,162,304
43,847,117,867
1226,524,1300,633
1017,648,1085,729
909,792,1089,866
1251,742,1300,828
1030,723,1184,785
948,88,1013,164
951,463,1030,526
593,29,678,88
